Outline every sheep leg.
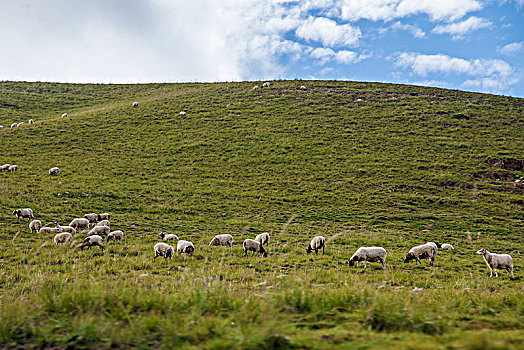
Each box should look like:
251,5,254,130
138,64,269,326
494,269,498,278
315,249,318,255
430,258,434,266
364,261,367,269
488,266,493,277
381,259,386,270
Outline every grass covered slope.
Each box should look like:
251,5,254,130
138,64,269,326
0,81,523,349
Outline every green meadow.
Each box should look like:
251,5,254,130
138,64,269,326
0,81,522,349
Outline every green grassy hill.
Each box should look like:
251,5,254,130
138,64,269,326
0,81,523,349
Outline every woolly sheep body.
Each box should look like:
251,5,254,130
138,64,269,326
159,232,179,241
107,230,123,244
1,164,10,171
404,243,437,266
441,243,454,250
348,247,387,269
79,235,104,250
133,102,139,107
11,123,17,128
300,85,306,90
262,82,270,88
28,119,34,124
243,239,267,257
252,85,259,90
0,125,3,130
88,225,110,236
306,236,326,255
39,227,59,234
208,234,233,247
84,213,98,226
62,113,68,118
97,213,110,221
54,222,76,235
29,220,43,233
476,248,513,277
17,122,25,127
49,167,60,175
154,242,174,259
177,240,195,256
69,218,89,231
8,165,18,172
96,219,110,228
54,232,72,245
254,232,270,246
178,111,186,116
13,208,33,220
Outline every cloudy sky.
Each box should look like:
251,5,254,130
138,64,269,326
0,0,523,97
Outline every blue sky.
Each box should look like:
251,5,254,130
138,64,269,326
0,1,523,97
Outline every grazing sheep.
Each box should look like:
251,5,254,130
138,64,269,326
154,242,174,259
348,247,387,269
78,235,104,250
0,125,3,130
262,82,270,88
252,85,259,90
133,102,139,107
159,232,179,241
49,167,60,175
84,213,98,226
29,220,43,233
426,241,441,250
8,165,18,172
69,218,89,231
107,230,123,244
39,227,59,234
476,248,513,277
54,222,76,235
404,243,437,266
208,234,233,247
243,239,267,257
441,243,454,250
254,232,270,246
299,85,306,90
177,240,195,256
54,232,72,245
178,111,186,116
97,213,110,221
11,123,17,128
1,164,10,171
96,219,110,228
13,208,34,221
306,236,326,255
88,225,110,236
62,113,68,118
17,122,25,127
28,119,34,124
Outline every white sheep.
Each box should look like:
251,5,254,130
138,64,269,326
254,232,270,246
348,247,387,269
8,165,18,172
426,242,442,251
177,240,195,256
133,102,139,107
62,113,68,118
404,243,437,266
208,234,233,247
17,122,25,127
39,227,59,234
54,222,76,235
29,220,43,233
440,243,454,250
28,119,34,124
88,225,110,236
69,218,89,231
84,213,98,226
252,85,259,90
243,239,267,257
107,230,124,244
13,208,33,220
476,248,513,277
179,111,186,116
159,232,179,241
54,232,72,245
11,123,17,128
306,236,326,255
78,235,104,250
96,219,110,228
1,164,10,171
0,125,3,130
154,242,174,259
49,167,60,175
97,213,110,221
262,82,270,88
299,85,306,90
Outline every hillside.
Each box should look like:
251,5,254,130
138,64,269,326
0,81,523,349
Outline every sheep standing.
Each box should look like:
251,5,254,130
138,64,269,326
69,218,89,232
299,86,307,90
441,243,454,250
54,222,76,235
107,230,124,244
306,236,326,255
154,242,174,259
177,240,195,256
348,247,387,269
84,213,98,227
476,248,513,277
262,82,270,88
96,219,110,228
208,234,233,247
78,235,104,250
159,232,179,241
28,119,34,124
252,85,259,90
54,232,72,245
179,111,186,116
39,227,59,234
8,165,18,172
29,220,43,233
1,164,10,171
254,232,270,246
11,123,17,128
243,239,267,257
49,167,60,175
62,113,68,118
404,243,437,266
88,225,110,236
133,102,138,107
0,125,3,130
16,122,25,127
97,213,110,221
13,208,34,221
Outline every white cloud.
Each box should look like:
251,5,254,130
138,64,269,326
309,47,362,64
499,41,524,55
295,16,361,47
391,21,426,38
432,16,492,39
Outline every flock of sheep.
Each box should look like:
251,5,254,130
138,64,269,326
11,206,515,278
1,164,60,175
